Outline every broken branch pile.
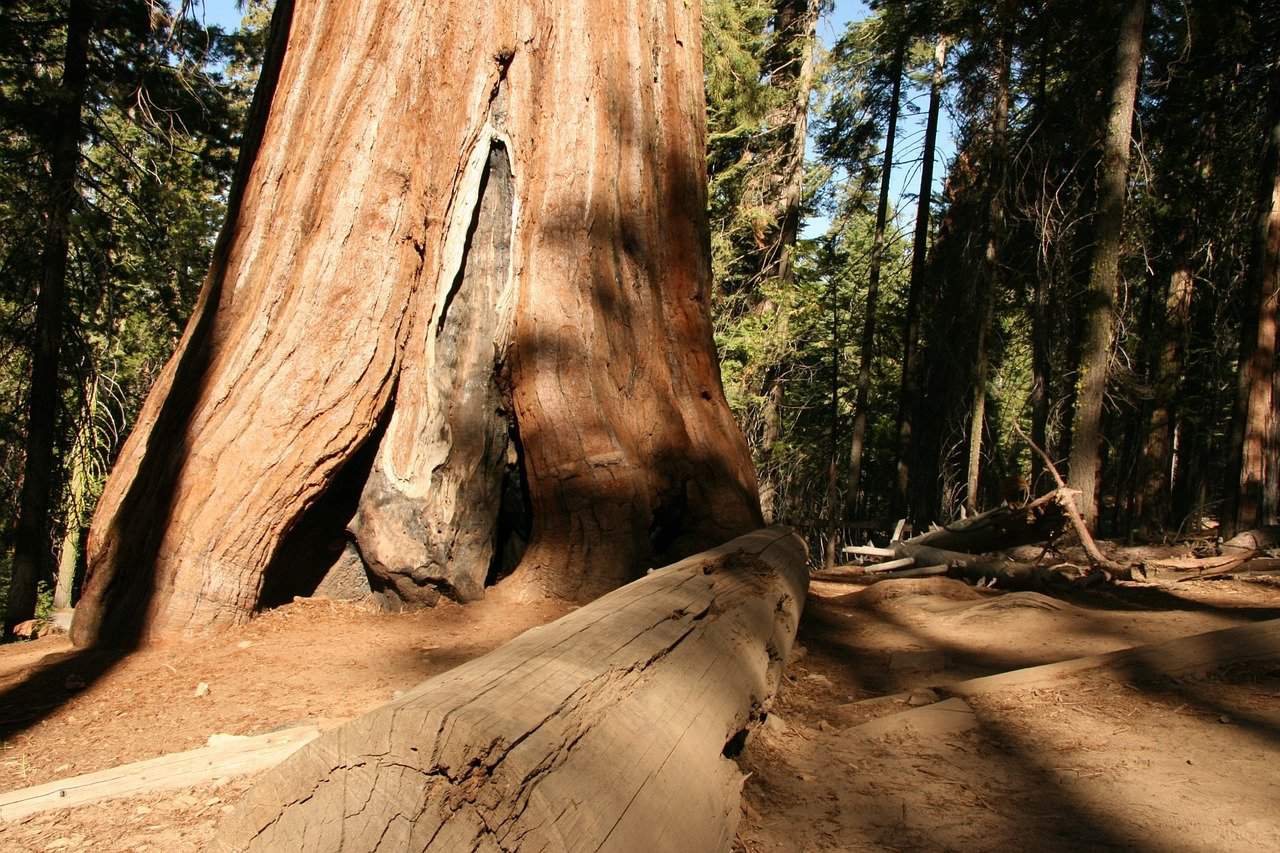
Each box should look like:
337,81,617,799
1144,526,1280,580
827,488,1140,590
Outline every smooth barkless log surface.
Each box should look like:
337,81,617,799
215,527,807,852
72,0,760,645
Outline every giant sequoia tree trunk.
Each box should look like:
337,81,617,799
1067,0,1146,528
72,0,761,646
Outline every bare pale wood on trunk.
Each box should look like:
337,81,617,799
73,0,761,644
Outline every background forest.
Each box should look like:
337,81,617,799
1,0,1277,629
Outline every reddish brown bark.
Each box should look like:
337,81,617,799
1226,61,1280,535
73,0,760,646
1137,249,1194,535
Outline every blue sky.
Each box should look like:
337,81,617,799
812,1,957,240
195,0,954,239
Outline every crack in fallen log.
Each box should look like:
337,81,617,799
219,529,809,851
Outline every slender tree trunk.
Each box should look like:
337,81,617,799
758,0,817,525
53,377,99,610
73,0,761,646
966,298,995,513
1137,246,1194,536
1028,14,1053,495
824,242,841,569
1171,277,1217,529
758,356,785,523
6,0,92,634
849,36,906,515
965,6,1013,515
1067,0,1147,527
1225,60,1280,535
1029,272,1053,492
893,35,948,518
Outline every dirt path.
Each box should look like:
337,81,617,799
0,575,1278,851
0,593,570,852
740,576,1280,852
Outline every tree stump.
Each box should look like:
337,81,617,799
216,527,807,852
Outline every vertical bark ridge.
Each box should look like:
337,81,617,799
74,0,760,643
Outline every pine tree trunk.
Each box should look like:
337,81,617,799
1225,60,1280,535
72,0,761,646
758,358,785,523
1067,0,1146,528
1137,248,1194,536
1028,19,1052,496
53,377,99,610
6,0,92,634
849,37,905,515
893,35,947,518
965,7,1012,515
823,250,841,570
1029,273,1053,492
759,0,817,525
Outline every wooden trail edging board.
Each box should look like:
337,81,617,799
216,526,809,853
0,726,320,821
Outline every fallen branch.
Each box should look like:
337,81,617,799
1014,423,1135,580
1145,526,1280,580
906,490,1068,554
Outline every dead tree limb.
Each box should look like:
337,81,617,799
1013,423,1135,579
216,528,807,852
906,490,1068,554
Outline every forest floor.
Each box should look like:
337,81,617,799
0,546,1277,851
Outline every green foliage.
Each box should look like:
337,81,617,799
0,0,268,606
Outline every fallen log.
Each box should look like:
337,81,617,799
906,490,1068,554
842,545,896,559
891,542,1084,590
863,556,915,573
885,540,1095,589
1145,527,1280,580
871,564,948,580
216,527,808,852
